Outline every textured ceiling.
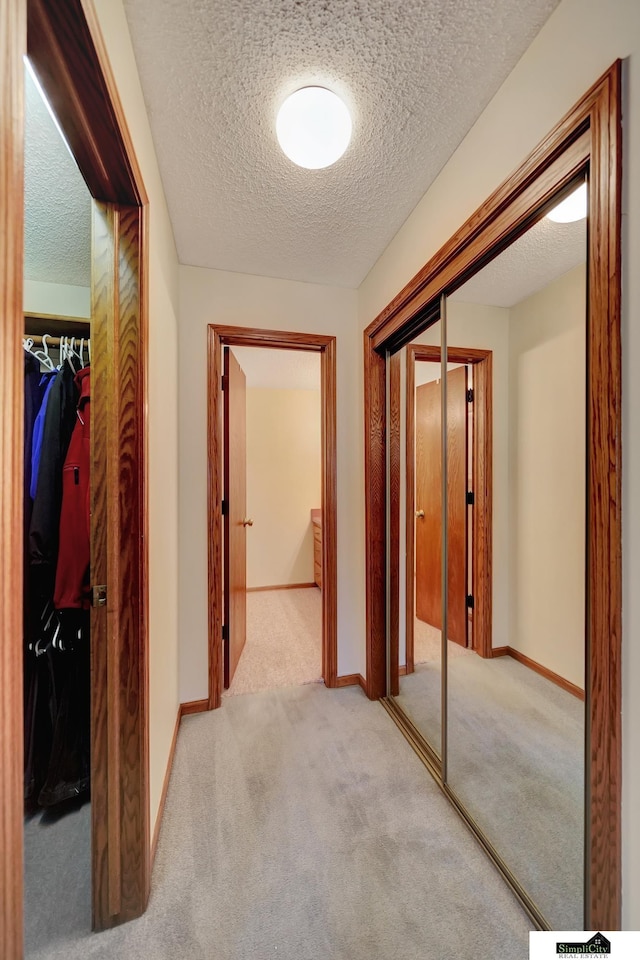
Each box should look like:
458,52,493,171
122,0,560,288
24,66,92,288
451,214,586,308
231,346,321,390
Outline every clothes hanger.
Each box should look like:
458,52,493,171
66,336,78,374
32,333,55,372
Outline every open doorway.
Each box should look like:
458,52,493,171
207,325,337,709
222,346,323,696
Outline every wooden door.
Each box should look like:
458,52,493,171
223,348,247,688
415,365,468,645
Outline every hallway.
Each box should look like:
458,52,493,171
29,685,531,960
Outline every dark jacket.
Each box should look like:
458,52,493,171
28,363,78,576
54,368,91,609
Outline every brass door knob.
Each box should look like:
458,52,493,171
415,509,425,519
242,518,254,527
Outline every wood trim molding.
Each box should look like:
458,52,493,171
389,352,401,697
363,62,622,929
150,708,181,868
207,325,338,709
321,337,338,688
0,2,26,957
335,674,367,692
405,348,416,676
364,338,387,700
472,352,493,659
180,699,210,717
27,0,147,204
246,583,317,593
492,647,585,701
91,201,149,928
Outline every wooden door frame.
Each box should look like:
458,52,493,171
404,345,492,677
2,0,150,953
364,63,621,929
207,325,337,709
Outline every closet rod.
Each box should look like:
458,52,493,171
24,335,90,347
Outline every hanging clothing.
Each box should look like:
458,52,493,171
36,611,90,806
24,352,43,537
54,367,91,610
29,363,78,579
30,372,57,500
24,356,91,807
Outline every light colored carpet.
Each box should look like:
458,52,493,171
447,655,584,931
397,651,583,930
413,619,473,665
397,620,473,753
27,684,532,959
24,798,91,957
224,588,322,697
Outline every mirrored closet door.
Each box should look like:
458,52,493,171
386,175,589,929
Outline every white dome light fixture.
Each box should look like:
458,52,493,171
546,182,588,223
276,86,352,169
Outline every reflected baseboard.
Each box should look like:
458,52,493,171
492,646,584,700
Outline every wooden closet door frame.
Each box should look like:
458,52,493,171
404,344,493,676
1,0,150,953
207,325,338,709
364,63,621,929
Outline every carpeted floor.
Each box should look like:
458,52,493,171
396,643,584,930
224,587,323,697
397,619,473,753
25,684,533,960
24,796,91,957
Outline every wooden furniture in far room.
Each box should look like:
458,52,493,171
311,509,322,589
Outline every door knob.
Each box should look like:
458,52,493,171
415,509,425,519
242,518,254,527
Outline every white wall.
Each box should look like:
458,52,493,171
23,279,90,318
246,387,321,588
93,0,180,836
508,265,586,688
178,265,363,700
357,0,640,927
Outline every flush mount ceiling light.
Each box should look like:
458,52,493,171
276,86,352,169
546,182,588,223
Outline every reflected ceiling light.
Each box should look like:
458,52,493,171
546,182,587,223
276,86,352,169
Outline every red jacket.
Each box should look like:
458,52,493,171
54,367,90,609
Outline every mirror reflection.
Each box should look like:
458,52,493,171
446,198,586,929
392,317,443,756
390,179,587,928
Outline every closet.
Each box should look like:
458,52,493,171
22,313,93,952
23,315,91,811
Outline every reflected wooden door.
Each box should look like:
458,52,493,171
415,365,468,645
223,347,247,687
